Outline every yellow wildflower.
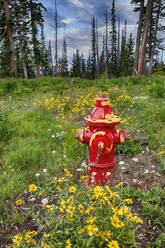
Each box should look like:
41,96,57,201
66,196,74,203
56,186,62,192
38,191,44,196
28,184,38,192
85,216,96,224
13,234,22,244
78,204,84,213
25,234,31,243
85,205,96,215
44,233,51,238
103,231,112,242
115,182,123,188
28,230,38,236
58,177,65,183
66,239,71,248
158,151,165,155
43,243,50,248
110,215,124,228
123,198,133,204
66,204,76,215
69,186,77,193
77,228,85,236
86,224,98,236
16,199,23,206
130,216,143,224
80,175,89,180
47,205,54,211
107,240,120,248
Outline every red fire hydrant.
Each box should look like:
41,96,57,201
75,93,131,185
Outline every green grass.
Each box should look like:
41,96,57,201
0,75,164,247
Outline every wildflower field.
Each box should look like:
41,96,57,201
0,76,165,248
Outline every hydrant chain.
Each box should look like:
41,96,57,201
88,146,104,167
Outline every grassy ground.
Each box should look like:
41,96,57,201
0,75,165,247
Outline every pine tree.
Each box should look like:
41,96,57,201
127,33,134,75
110,0,117,76
81,53,86,78
70,49,81,77
54,0,58,74
3,0,17,77
117,17,121,75
86,53,92,79
48,40,54,76
120,28,128,76
61,37,68,77
99,35,106,76
40,24,49,76
91,16,96,79
28,0,46,78
148,0,162,74
105,9,109,79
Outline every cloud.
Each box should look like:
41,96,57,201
62,18,75,24
69,0,93,9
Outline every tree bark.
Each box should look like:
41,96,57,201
148,0,161,75
133,0,144,76
3,0,17,77
138,0,153,75
48,40,54,76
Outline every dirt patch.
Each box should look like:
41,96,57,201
113,144,164,190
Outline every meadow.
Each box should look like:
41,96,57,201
0,75,165,248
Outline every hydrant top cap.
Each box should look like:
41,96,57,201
84,93,121,126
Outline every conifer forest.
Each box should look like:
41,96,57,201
0,0,165,79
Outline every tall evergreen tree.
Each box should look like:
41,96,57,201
28,0,46,78
70,49,81,77
105,9,109,79
110,0,117,76
81,53,86,78
86,52,92,79
61,36,68,76
91,16,96,79
127,33,134,75
120,28,128,76
3,0,17,77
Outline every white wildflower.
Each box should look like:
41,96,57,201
119,161,125,165
41,198,48,205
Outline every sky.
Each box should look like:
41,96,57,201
39,0,164,63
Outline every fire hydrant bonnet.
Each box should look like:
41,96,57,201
84,93,121,126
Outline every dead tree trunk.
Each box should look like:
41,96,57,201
138,0,153,75
148,0,161,75
3,0,17,77
48,40,54,76
133,0,144,76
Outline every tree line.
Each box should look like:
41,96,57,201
0,0,164,79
